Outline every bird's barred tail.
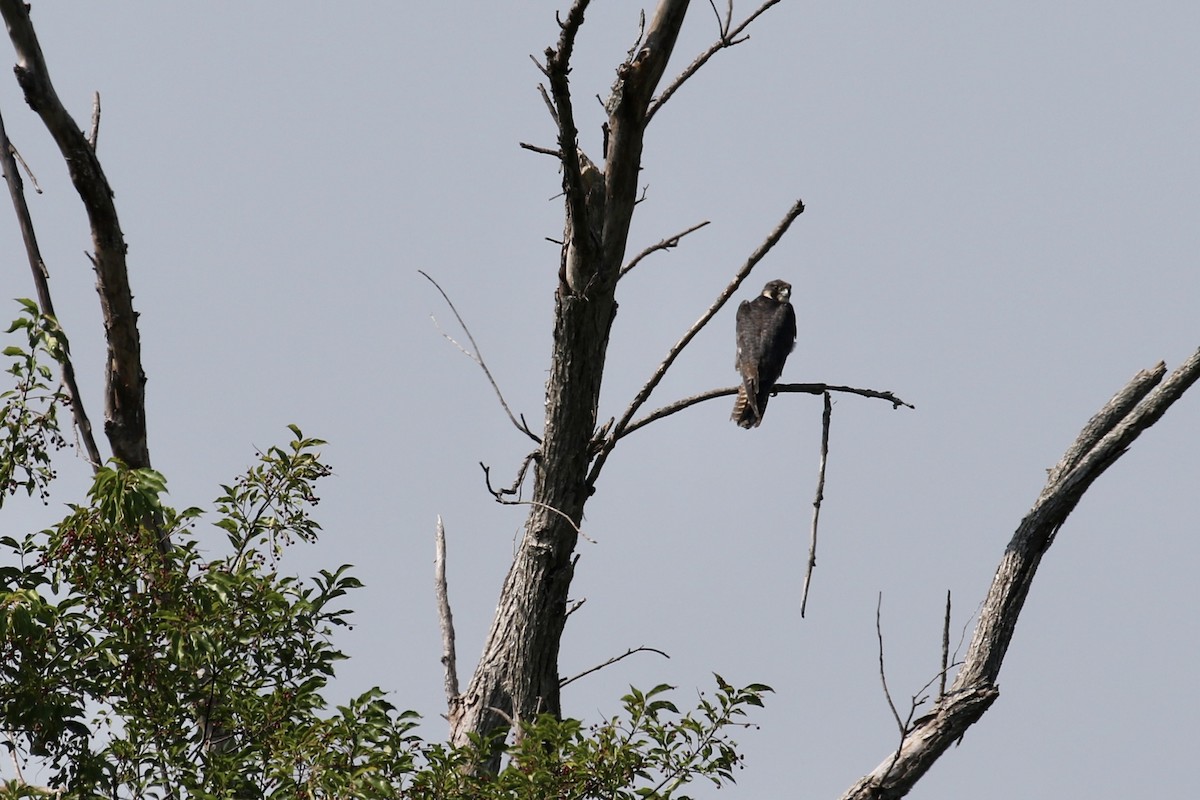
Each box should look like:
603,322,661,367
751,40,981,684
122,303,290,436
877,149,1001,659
731,385,760,428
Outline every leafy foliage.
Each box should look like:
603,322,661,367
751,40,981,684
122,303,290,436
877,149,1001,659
0,308,770,798
0,299,68,505
1,426,405,798
397,679,770,800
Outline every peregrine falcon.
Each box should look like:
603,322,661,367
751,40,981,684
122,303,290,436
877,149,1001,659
732,279,797,428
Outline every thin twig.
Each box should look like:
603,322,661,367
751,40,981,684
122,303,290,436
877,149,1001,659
420,270,541,444
560,645,670,688
876,593,903,733
481,454,538,502
952,600,979,667
521,500,595,544
0,104,103,470
940,591,951,700
9,142,41,194
623,9,648,64
435,516,461,711
800,391,832,617
480,462,596,544
619,219,711,277
706,0,725,33
646,0,784,124
586,198,806,488
876,593,913,783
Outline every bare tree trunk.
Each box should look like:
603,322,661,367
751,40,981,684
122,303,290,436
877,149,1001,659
449,0,691,755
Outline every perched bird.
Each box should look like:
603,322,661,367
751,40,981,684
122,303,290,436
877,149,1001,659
732,279,797,428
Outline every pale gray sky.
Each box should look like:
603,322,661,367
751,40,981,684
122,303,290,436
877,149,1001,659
3,3,1197,797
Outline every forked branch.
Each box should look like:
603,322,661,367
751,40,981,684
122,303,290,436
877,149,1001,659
545,0,594,269
840,348,1200,800
586,197,806,487
0,105,102,469
1,0,151,471
646,0,786,124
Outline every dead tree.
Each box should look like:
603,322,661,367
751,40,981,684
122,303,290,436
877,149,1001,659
7,1,1195,794
438,1,1200,790
444,0,882,754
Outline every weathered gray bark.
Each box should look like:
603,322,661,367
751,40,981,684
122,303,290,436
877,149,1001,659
448,0,692,755
838,349,1200,800
1,0,151,472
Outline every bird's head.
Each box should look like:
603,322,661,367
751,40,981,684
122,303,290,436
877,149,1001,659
762,279,792,303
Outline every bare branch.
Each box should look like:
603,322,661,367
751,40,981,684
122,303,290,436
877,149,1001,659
646,0,785,124
624,9,648,63
0,105,103,470
1045,362,1163,487
840,349,1200,800
616,381,912,442
1,0,151,471
480,456,593,542
88,90,100,150
954,352,1200,693
519,141,562,158
876,594,904,735
535,82,558,125
435,516,461,720
619,219,711,278
481,453,538,503
529,54,550,80
420,270,541,445
8,140,41,193
939,591,951,700
545,0,593,269
706,0,725,34
559,645,671,689
599,0,691,267
800,391,831,617
586,197,806,487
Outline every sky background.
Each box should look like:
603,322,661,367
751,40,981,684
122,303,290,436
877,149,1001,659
2,2,1198,797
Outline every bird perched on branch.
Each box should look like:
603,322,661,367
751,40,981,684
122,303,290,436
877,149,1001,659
732,279,797,428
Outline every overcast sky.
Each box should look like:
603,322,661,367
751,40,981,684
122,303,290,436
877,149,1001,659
3,2,1197,798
